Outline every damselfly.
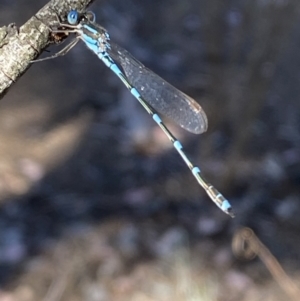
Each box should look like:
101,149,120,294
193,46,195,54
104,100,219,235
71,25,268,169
34,10,234,217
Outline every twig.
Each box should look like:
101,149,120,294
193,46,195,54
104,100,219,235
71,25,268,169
233,227,300,301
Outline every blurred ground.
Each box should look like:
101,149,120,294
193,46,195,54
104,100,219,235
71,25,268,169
0,0,300,300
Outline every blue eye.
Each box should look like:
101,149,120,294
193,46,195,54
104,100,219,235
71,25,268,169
67,10,79,25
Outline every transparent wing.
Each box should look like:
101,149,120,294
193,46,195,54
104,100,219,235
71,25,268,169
108,42,208,134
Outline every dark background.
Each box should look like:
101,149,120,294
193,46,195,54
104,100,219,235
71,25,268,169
0,0,300,300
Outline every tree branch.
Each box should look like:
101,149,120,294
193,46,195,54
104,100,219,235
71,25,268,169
0,0,95,97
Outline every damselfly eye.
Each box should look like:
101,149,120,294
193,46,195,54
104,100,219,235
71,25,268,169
85,11,96,22
67,10,79,25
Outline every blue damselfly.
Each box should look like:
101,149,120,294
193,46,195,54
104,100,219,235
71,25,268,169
34,10,234,217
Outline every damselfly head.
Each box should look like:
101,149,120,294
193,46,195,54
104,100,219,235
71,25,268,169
67,10,96,25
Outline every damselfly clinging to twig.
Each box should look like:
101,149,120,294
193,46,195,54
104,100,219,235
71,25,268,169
34,10,235,217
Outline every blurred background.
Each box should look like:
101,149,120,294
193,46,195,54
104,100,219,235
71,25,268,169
0,0,300,300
